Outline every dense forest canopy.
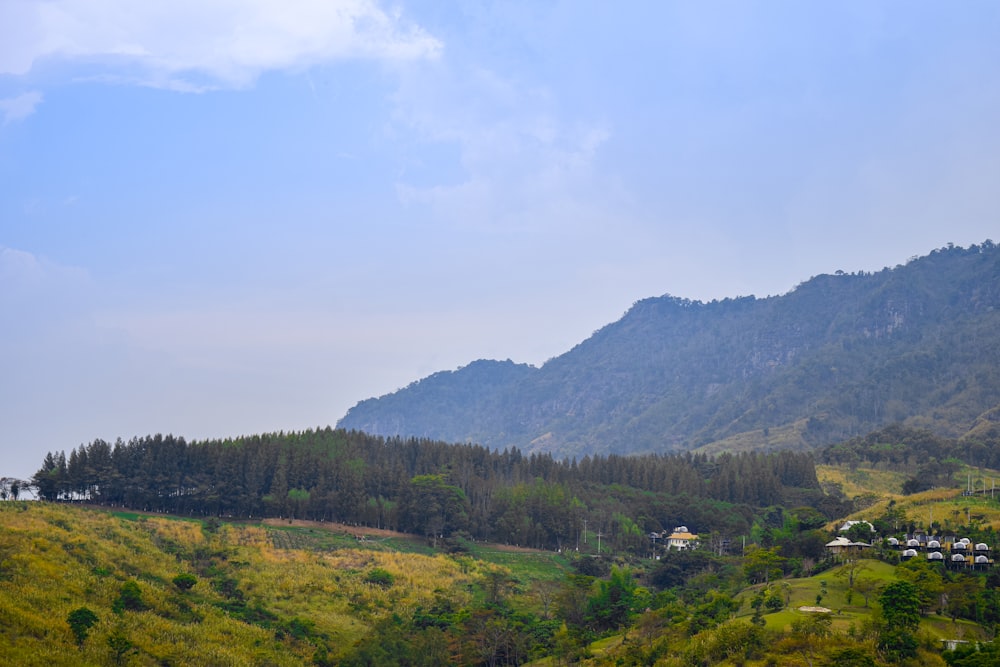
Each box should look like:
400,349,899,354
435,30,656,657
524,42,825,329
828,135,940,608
338,242,1000,459
32,428,828,551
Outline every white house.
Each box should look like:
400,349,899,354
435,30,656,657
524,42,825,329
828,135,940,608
666,526,699,550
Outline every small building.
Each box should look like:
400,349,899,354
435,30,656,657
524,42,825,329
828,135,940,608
666,526,699,550
949,554,970,569
825,536,871,555
838,520,876,533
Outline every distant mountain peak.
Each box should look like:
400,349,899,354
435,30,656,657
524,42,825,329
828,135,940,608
338,241,1000,458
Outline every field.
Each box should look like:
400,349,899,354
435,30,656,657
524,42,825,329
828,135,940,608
6,458,1000,666
0,502,566,665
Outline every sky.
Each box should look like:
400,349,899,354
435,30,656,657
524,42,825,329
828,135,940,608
2,1,999,481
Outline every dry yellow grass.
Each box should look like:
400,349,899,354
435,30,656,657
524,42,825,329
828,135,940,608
0,502,513,665
816,464,908,498
819,463,1000,532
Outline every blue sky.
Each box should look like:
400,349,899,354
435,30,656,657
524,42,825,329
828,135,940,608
2,1,999,480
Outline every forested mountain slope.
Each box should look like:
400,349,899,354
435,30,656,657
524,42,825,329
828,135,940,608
338,242,1000,459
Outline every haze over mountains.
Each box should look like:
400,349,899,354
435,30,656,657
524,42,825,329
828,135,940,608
338,242,1000,459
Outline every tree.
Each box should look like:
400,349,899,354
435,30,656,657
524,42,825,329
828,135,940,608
33,452,64,501
400,474,469,546
113,580,146,614
0,477,25,501
66,607,99,646
107,627,136,666
822,647,876,667
879,581,920,629
555,574,595,632
844,522,874,545
854,576,879,608
789,612,832,667
743,545,786,585
877,581,921,662
834,557,870,590
587,566,640,632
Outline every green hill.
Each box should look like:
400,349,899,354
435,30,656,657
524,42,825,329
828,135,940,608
338,242,1000,460
0,502,565,665
6,472,999,665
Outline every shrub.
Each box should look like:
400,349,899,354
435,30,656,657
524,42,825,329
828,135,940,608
113,580,145,614
364,568,395,588
173,573,197,591
66,607,99,646
764,593,784,612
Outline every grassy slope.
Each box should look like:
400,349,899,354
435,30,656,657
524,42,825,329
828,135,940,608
818,463,1000,531
0,502,567,666
565,464,999,666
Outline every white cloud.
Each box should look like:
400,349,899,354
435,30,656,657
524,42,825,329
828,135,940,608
0,245,92,312
392,61,614,233
0,0,441,90
1,245,62,286
0,91,43,124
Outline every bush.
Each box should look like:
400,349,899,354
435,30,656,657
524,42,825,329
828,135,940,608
66,607,99,646
172,573,197,591
364,568,395,588
113,580,145,614
764,593,784,612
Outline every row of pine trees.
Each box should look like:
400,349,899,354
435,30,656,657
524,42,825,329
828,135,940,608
33,428,824,552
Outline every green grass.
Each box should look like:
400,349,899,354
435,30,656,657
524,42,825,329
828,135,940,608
740,560,897,632
462,542,570,584
738,557,991,646
262,524,435,555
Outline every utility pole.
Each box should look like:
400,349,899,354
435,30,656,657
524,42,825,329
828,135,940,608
582,519,588,545
595,529,604,554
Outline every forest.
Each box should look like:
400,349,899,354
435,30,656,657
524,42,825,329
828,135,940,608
31,428,830,554
10,431,1000,665
338,242,1000,459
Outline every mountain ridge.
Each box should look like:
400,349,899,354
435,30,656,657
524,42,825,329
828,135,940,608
338,241,1000,458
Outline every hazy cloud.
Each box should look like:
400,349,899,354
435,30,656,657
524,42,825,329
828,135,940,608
0,0,441,90
0,246,93,330
392,61,614,234
0,91,43,124
0,245,86,292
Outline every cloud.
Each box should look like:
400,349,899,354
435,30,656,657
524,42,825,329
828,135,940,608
392,61,614,234
0,0,441,90
0,91,43,124
0,245,92,313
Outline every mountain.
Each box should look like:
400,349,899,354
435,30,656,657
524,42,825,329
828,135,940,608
338,242,1000,459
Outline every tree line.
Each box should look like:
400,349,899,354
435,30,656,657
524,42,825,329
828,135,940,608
820,423,1000,494
32,428,829,552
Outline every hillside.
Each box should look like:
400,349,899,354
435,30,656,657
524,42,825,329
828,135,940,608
15,428,1000,665
338,242,1000,459
5,497,992,667
0,502,567,665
